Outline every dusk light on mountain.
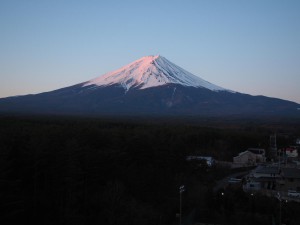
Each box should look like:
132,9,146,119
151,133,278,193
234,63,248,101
0,1,300,104
84,55,228,92
1,1,300,225
0,55,298,116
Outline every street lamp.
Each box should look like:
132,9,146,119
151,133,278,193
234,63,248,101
276,192,282,225
179,185,185,225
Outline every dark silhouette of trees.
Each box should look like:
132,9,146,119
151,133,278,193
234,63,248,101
0,116,299,224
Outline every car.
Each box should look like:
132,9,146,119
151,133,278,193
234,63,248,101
228,178,242,183
288,190,300,198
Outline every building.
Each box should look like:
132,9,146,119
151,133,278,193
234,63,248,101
283,146,298,158
243,165,280,192
233,148,266,167
243,165,300,200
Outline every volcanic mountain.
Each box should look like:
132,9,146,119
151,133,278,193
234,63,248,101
83,55,227,92
0,55,299,117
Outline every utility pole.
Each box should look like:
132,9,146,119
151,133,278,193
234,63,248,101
179,185,185,225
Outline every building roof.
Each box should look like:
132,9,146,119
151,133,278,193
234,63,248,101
235,148,265,158
236,150,256,157
254,165,280,174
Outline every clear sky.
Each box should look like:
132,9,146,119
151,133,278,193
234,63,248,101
1,0,300,103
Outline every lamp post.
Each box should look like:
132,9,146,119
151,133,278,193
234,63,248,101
276,192,281,225
179,185,185,225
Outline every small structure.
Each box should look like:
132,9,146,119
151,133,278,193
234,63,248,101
296,138,300,145
233,148,266,167
283,146,298,158
244,166,280,192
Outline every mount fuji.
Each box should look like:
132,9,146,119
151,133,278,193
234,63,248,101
0,55,299,117
83,55,227,92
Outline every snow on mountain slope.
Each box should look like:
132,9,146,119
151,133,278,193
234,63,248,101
83,55,230,92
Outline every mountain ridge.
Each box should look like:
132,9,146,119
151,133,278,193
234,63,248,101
0,55,299,117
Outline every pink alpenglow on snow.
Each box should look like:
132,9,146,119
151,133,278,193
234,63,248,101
83,55,230,92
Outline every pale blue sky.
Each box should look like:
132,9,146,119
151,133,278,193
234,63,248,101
1,0,300,103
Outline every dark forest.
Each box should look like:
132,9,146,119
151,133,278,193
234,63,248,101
1,116,300,225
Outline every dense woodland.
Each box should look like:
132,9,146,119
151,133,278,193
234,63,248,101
0,116,300,225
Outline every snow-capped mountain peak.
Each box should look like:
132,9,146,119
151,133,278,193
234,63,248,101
83,55,228,92
1,55,299,117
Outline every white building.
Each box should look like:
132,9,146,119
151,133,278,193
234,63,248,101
233,148,266,167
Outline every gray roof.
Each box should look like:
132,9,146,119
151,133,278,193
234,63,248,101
255,166,280,174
